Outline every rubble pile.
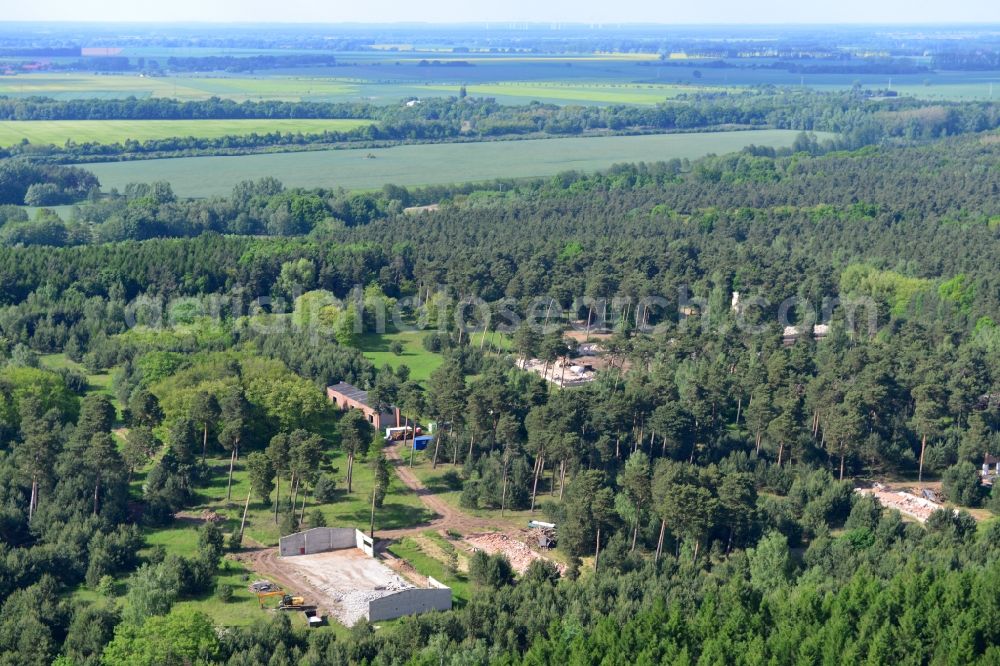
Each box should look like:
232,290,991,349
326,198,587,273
466,533,566,575
326,576,413,625
516,358,595,387
855,484,942,523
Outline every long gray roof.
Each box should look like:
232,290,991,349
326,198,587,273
328,381,371,407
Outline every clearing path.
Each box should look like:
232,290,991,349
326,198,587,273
378,440,499,538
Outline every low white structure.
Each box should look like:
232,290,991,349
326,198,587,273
982,454,1000,481
368,576,452,621
279,527,374,557
277,527,451,624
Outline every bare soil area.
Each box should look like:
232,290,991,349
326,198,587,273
465,532,566,575
242,547,415,626
855,485,942,523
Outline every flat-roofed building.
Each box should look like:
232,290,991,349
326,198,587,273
326,381,399,430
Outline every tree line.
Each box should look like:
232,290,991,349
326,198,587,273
4,91,998,162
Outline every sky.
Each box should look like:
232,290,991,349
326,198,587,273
4,0,999,25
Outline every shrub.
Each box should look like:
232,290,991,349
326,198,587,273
279,511,299,536
97,575,116,597
942,461,985,507
565,556,582,581
988,485,1000,515
309,509,327,528
468,551,514,588
422,332,445,353
521,559,560,586
440,469,463,491
215,585,234,603
313,475,337,503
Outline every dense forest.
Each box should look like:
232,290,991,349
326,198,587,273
2,100,1000,663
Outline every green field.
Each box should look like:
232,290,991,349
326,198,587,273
82,129,826,197
0,118,373,147
422,81,724,104
358,330,443,383
0,73,364,101
3,66,998,106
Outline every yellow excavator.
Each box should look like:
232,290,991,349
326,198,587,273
256,589,307,610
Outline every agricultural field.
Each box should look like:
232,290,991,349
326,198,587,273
655,65,1000,101
82,129,824,197
2,62,998,106
420,81,723,105
0,73,364,102
0,118,373,147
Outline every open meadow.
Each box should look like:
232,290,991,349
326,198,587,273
3,61,998,105
0,118,373,147
420,81,725,104
82,128,823,197
0,72,364,101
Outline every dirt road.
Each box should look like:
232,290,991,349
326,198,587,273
238,442,546,612
378,439,499,538
237,546,333,613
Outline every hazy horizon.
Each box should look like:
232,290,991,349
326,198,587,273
6,0,998,26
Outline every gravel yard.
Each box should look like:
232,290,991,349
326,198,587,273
278,549,414,625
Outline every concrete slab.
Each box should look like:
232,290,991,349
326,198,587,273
279,549,413,626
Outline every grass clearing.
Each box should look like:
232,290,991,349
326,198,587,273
82,129,823,197
168,558,273,627
0,118,373,147
37,352,119,415
122,445,435,627
158,446,436,550
388,536,472,605
405,454,550,529
357,330,443,383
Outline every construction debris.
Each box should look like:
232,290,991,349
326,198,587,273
516,357,595,387
466,533,566,575
249,580,280,593
277,550,415,626
855,484,942,523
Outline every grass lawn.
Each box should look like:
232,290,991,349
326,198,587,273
405,452,554,531
0,118,373,147
37,353,120,417
81,129,828,198
469,331,512,352
388,534,472,606
181,447,436,548
357,329,443,383
38,352,114,393
69,550,316,629
168,558,304,628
